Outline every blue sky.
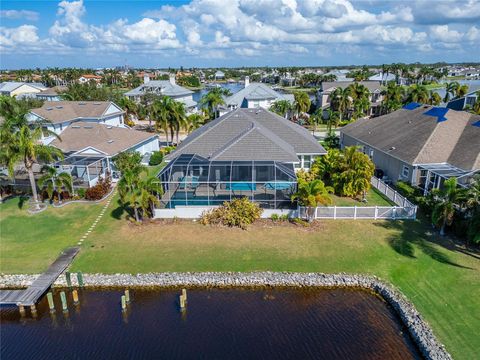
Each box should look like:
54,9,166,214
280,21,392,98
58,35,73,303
1,0,479,69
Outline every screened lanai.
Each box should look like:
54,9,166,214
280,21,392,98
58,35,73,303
54,155,110,188
158,154,297,209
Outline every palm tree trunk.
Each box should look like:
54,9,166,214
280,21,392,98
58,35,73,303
440,218,446,236
28,168,40,210
134,206,140,222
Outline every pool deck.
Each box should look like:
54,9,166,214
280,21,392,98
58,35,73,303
0,247,79,307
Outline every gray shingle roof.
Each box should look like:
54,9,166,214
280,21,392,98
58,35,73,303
225,83,293,107
167,108,326,162
0,82,47,93
321,81,382,93
341,106,480,171
124,80,193,97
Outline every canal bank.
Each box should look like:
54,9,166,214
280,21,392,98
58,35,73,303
0,272,452,360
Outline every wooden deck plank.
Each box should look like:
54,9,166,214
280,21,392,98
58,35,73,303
0,247,80,306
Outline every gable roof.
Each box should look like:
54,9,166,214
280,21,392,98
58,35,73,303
166,108,326,162
50,122,156,157
341,105,480,171
321,81,382,93
124,80,193,97
224,83,293,107
29,101,123,124
0,82,47,93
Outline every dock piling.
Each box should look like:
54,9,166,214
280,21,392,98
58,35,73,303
30,305,37,317
77,272,84,287
125,290,130,304
179,294,186,311
60,291,68,311
65,272,72,288
18,305,26,317
72,290,79,305
182,289,187,302
47,292,55,312
121,295,127,311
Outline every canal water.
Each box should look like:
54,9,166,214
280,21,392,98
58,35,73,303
0,288,421,359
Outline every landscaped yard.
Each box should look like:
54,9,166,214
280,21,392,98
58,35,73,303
1,193,479,359
330,188,394,206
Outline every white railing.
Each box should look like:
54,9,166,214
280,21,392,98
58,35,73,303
298,177,417,220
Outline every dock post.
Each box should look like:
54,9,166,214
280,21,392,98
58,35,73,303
47,292,55,312
72,289,79,305
30,305,37,317
65,272,72,288
60,291,68,311
179,294,186,311
121,295,127,311
77,272,84,287
18,305,26,317
125,289,130,304
182,289,187,302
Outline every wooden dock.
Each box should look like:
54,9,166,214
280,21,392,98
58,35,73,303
0,247,80,306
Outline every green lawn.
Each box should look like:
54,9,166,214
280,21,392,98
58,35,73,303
330,188,394,206
1,194,479,359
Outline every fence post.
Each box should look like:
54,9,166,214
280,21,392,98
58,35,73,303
393,206,396,220
353,206,357,220
374,206,378,220
333,206,337,220
315,207,318,219
393,191,397,205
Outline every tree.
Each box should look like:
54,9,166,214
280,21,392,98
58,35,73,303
170,100,187,144
38,165,73,202
381,82,404,114
428,91,442,106
443,81,458,103
185,113,204,133
269,99,292,119
1,124,64,209
293,92,311,117
291,179,332,221
330,87,351,121
431,177,464,236
347,82,370,119
116,97,138,127
473,92,480,115
407,84,429,104
199,89,226,119
326,109,340,133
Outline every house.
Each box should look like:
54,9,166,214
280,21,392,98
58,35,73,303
157,108,326,213
124,74,197,112
446,86,480,111
50,122,159,187
35,86,65,101
340,104,480,193
368,72,396,84
78,74,103,84
214,70,225,80
0,82,47,98
317,81,383,117
323,69,351,81
222,76,294,113
27,101,125,138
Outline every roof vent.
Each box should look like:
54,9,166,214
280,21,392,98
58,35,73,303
107,140,114,143
389,146,396,151
93,102,101,105
79,102,86,105
84,125,93,129
106,126,113,129
55,106,63,109
72,125,81,128
46,107,53,110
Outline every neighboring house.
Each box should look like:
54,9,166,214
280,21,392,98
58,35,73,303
51,122,159,187
368,72,396,84
340,104,480,193
35,87,65,101
323,69,351,81
214,70,225,80
446,86,480,111
27,101,125,139
78,74,103,84
158,108,326,211
124,74,197,112
0,82,47,97
222,76,294,114
317,81,383,117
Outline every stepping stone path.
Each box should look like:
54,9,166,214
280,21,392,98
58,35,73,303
77,190,116,246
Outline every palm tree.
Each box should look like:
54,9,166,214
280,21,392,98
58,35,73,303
473,92,480,115
171,101,187,144
38,165,73,202
291,179,332,221
293,92,311,117
137,176,162,218
432,177,464,236
330,87,351,121
381,82,405,114
443,81,459,103
347,82,370,119
326,109,340,133
269,99,292,119
185,113,204,133
1,125,64,209
199,89,225,119
407,84,429,104
428,91,442,106
152,97,173,145
117,97,137,126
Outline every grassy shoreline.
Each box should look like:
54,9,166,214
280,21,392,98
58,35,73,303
1,195,479,359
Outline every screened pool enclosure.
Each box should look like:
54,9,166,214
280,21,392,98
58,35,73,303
158,154,297,209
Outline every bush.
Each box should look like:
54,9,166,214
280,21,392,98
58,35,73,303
149,151,164,166
270,214,279,221
396,181,420,198
200,197,263,229
160,146,176,155
76,188,86,199
85,176,111,201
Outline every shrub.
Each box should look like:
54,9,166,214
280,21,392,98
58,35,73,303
279,214,289,221
85,176,111,201
270,213,279,221
149,151,164,166
200,197,263,229
396,181,420,198
76,188,86,199
160,146,176,156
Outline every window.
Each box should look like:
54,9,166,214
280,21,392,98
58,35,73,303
401,165,410,179
303,155,311,169
369,149,374,159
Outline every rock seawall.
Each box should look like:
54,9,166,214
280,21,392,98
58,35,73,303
0,272,451,360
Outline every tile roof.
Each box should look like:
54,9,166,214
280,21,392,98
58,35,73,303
224,83,293,107
341,106,480,171
124,80,193,98
51,122,156,156
166,108,326,162
29,101,123,124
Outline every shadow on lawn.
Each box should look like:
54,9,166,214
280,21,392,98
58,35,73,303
110,199,125,220
374,220,473,269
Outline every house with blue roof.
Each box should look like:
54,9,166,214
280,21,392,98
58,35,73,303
340,104,480,193
0,81,47,98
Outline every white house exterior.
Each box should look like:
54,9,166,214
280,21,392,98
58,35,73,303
0,82,47,98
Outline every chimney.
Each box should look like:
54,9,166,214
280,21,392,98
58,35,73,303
244,76,250,88
169,73,176,85
143,74,150,84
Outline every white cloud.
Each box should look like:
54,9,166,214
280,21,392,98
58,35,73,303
429,25,463,43
0,10,39,21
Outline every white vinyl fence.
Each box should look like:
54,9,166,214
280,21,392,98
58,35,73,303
299,177,417,220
